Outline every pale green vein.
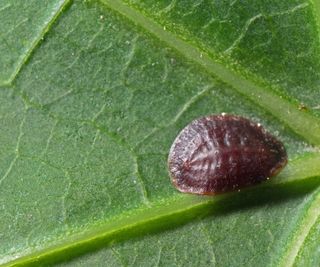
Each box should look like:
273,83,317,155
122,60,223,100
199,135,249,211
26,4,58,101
279,188,320,267
172,85,212,124
1,0,72,87
100,0,320,146
134,85,212,149
225,2,309,54
224,13,263,54
2,153,320,267
133,155,151,206
0,112,26,185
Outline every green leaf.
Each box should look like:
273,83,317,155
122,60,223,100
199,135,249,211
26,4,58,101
1,0,320,266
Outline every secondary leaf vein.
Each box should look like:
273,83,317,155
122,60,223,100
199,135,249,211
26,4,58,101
2,0,72,86
100,0,320,146
280,188,320,267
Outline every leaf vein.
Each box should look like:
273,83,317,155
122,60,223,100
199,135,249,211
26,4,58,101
3,153,320,266
280,188,320,267
2,0,72,86
0,112,26,185
100,0,320,145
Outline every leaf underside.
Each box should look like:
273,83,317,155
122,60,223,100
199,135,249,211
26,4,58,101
1,0,320,266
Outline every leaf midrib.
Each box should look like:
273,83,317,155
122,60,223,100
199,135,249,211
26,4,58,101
3,153,320,267
100,0,320,146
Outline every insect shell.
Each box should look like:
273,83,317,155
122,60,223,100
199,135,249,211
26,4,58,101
168,114,287,195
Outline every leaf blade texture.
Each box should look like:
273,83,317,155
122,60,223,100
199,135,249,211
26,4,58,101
1,0,320,266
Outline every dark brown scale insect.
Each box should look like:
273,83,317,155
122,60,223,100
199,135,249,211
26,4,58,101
168,114,287,195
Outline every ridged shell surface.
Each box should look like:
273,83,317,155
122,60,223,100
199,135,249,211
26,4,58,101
168,114,287,195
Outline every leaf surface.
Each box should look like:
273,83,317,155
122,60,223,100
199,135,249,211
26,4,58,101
1,0,320,266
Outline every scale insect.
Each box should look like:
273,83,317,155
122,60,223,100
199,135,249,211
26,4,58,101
168,114,287,195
